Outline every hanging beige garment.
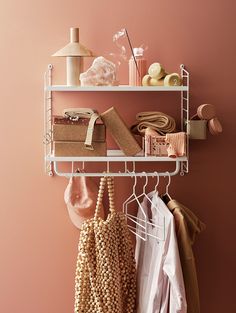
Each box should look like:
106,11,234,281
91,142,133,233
167,199,206,313
74,176,136,313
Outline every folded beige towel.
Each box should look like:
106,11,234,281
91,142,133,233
131,111,176,135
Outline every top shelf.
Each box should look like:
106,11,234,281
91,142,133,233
46,85,188,92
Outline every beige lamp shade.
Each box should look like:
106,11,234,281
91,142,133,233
52,28,93,57
52,27,93,86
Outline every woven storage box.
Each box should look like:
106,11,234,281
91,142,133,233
100,107,142,156
54,141,107,156
52,115,106,156
52,116,106,142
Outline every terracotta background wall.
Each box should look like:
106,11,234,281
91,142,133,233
1,0,236,312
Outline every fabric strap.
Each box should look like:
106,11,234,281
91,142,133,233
84,112,100,149
63,108,100,150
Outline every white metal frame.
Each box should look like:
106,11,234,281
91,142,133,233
44,64,53,176
180,64,189,175
44,64,190,177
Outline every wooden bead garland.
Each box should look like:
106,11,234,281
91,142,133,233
74,176,136,313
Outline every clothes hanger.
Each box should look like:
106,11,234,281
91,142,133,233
123,171,148,241
154,171,160,193
161,171,172,204
124,172,165,241
135,171,152,201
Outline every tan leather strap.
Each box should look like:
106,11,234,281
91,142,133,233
84,112,99,150
95,176,115,219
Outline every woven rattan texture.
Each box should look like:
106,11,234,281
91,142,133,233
74,177,136,313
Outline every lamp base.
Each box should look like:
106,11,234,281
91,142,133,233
66,56,83,86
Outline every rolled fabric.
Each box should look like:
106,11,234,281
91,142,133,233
131,111,176,135
164,73,182,86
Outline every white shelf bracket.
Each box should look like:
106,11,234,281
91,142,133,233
44,64,53,176
180,64,189,175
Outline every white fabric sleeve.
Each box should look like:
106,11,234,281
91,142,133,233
163,218,187,313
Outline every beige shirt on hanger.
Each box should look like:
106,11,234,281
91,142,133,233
166,199,206,313
135,191,187,313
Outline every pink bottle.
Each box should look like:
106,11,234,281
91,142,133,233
129,48,147,86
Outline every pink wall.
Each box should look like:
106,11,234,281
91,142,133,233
1,0,236,312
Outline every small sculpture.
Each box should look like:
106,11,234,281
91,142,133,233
80,56,118,86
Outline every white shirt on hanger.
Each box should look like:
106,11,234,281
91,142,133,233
135,191,187,313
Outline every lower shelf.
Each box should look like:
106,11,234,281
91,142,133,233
45,150,188,177
46,149,188,163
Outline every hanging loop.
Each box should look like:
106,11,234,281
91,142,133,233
132,171,137,194
142,171,148,193
165,171,171,194
154,171,159,192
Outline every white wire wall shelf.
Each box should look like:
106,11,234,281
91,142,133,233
46,85,188,92
44,64,190,178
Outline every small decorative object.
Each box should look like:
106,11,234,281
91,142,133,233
144,127,186,157
52,27,93,86
142,63,182,87
144,127,169,156
80,56,118,86
164,73,182,86
129,47,147,86
148,62,166,80
187,119,207,140
208,117,222,135
142,75,164,86
187,103,222,139
100,106,142,156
